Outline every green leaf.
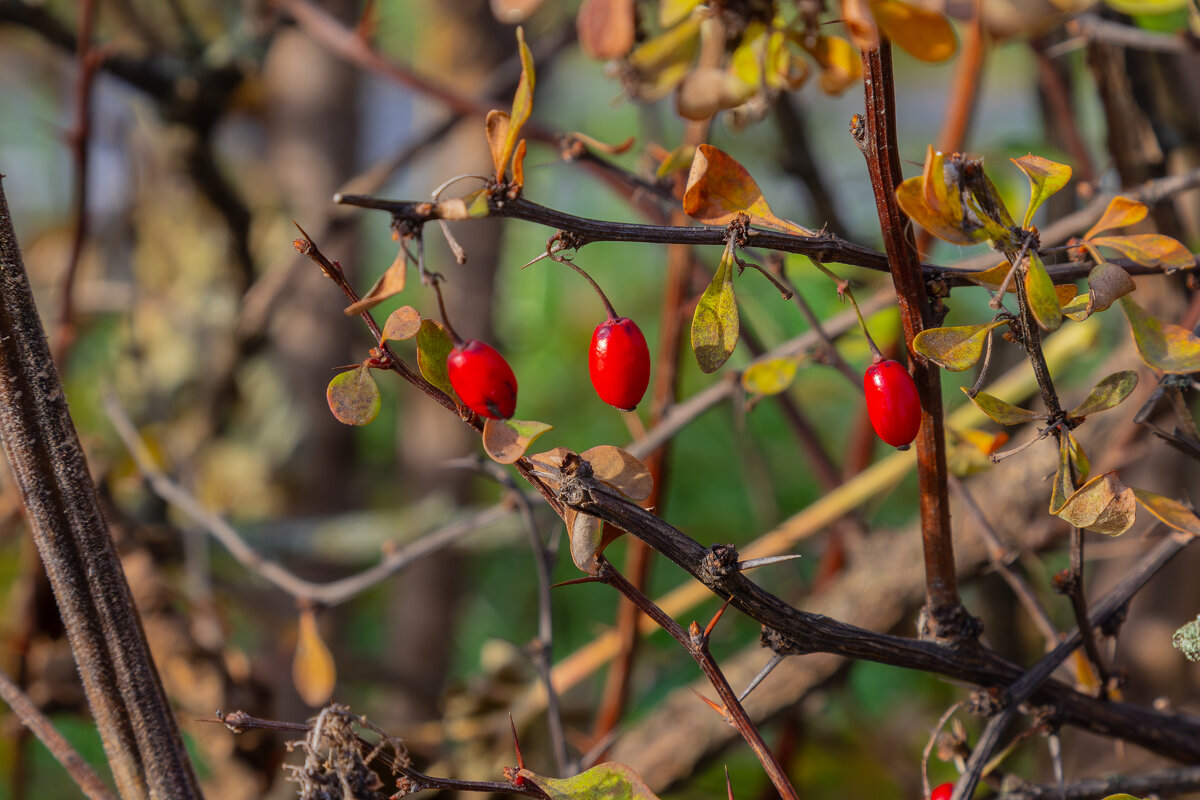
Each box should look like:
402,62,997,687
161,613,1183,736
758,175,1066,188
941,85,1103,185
525,763,662,800
1068,370,1138,420
482,418,554,465
1049,433,1074,515
960,387,1046,426
1091,233,1195,271
741,357,798,395
1011,154,1072,229
691,246,739,373
1119,295,1200,374
1054,471,1137,535
1132,488,1200,536
416,319,455,396
912,320,1007,372
381,305,421,342
326,365,381,426
1172,614,1200,662
1024,252,1061,332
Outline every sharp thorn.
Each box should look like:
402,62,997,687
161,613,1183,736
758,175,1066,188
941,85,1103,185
739,652,786,703
704,595,735,639
691,689,726,717
737,553,803,572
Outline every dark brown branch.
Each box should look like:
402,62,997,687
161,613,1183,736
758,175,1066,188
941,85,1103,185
0,177,202,799
855,42,962,641
1001,764,1200,800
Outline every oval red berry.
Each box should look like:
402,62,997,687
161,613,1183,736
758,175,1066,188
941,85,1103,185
930,782,954,800
864,359,921,448
447,339,518,419
589,317,651,411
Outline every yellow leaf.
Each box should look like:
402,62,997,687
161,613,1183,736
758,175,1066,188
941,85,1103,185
482,418,554,465
498,27,536,181
1082,195,1147,239
1119,295,1200,374
741,357,799,395
293,609,336,707
1091,233,1195,271
1067,431,1090,484
626,15,701,100
656,144,696,178
1054,471,1136,536
807,35,862,95
1024,252,1062,332
912,320,1008,372
1010,153,1071,229
1132,488,1200,536
691,245,739,373
960,387,1045,426
871,0,958,62
659,0,703,27
896,176,986,246
965,260,1016,292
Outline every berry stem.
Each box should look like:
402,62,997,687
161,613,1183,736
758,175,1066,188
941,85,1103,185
559,257,619,320
432,280,464,345
813,261,884,363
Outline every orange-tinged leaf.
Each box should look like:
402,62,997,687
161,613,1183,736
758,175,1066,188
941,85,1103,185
566,509,603,572
1054,471,1136,535
326,365,381,426
956,427,1009,456
871,0,957,62
683,145,810,233
1068,647,1102,694
1068,370,1138,420
808,35,861,94
581,445,653,501
523,762,662,800
691,245,739,373
1055,284,1079,305
1024,252,1061,331
511,139,527,189
293,609,336,707
1091,233,1195,271
381,305,421,342
482,418,554,464
486,109,512,180
896,175,987,246
912,320,1007,372
345,248,408,315
416,319,455,396
1083,195,1147,239
741,357,798,395
964,260,1017,292
842,0,879,52
1119,295,1200,374
577,0,635,60
1132,488,1200,536
961,387,1045,426
499,27,536,179
1011,154,1071,229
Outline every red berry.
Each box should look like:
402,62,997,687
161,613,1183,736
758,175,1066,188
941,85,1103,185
589,317,650,411
447,339,518,419
863,359,921,448
930,782,954,800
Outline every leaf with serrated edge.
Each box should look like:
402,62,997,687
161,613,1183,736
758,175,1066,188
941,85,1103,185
1011,154,1071,229
293,609,336,707
1092,234,1195,271
523,763,663,800
382,306,421,342
683,145,811,234
960,387,1045,426
1024,252,1062,332
566,509,603,572
1132,489,1200,536
742,357,798,395
416,319,455,397
1054,471,1136,536
1119,295,1200,374
581,445,653,501
345,249,407,315
326,366,381,426
1050,434,1074,514
482,418,554,465
912,320,1007,372
871,0,956,62
1082,196,1147,240
1085,262,1135,316
691,246,739,373
1068,370,1138,420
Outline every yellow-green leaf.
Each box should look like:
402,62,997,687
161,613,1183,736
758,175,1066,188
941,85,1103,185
960,387,1045,426
741,357,798,395
497,27,536,180
1054,471,1137,536
381,305,421,342
656,144,695,179
1011,154,1071,229
1061,293,1090,322
1092,233,1195,271
1050,433,1074,514
729,22,767,86
1068,370,1138,420
482,418,554,465
524,762,662,800
1024,252,1062,332
683,144,811,234
416,319,455,396
625,14,701,100
659,0,702,27
1083,196,1147,239
293,609,336,707
1132,488,1200,536
912,320,1007,372
871,0,957,62
581,445,653,501
1119,295,1200,374
1068,431,1090,484
691,247,739,373
326,365,381,426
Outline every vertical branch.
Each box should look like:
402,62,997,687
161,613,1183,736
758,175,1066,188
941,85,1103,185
0,178,202,800
854,42,967,643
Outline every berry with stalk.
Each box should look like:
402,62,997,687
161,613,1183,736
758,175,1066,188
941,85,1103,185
842,283,921,448
437,286,518,419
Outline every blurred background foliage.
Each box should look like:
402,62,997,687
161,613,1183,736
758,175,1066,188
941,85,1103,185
0,0,1198,798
